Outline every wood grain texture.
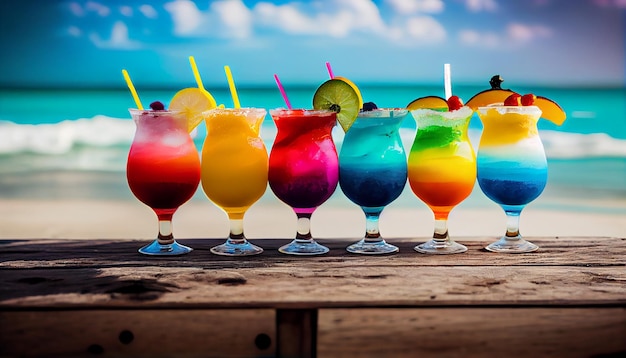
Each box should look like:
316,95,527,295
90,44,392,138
318,308,626,358
1,238,625,308
0,309,275,358
1,238,624,357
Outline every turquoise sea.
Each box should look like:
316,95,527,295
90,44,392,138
1,85,625,214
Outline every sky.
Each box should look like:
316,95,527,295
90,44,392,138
0,0,625,88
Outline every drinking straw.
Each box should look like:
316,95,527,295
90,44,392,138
273,74,293,109
444,63,452,100
224,65,241,108
189,56,204,90
326,61,335,79
122,69,143,110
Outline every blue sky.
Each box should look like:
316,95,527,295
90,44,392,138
1,0,625,88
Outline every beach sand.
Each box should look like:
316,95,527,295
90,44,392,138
1,192,624,241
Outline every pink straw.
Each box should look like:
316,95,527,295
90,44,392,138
273,74,293,109
326,62,335,79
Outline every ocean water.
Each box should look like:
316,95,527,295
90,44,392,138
1,85,625,214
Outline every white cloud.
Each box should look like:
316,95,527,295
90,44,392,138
254,0,402,39
69,2,85,16
139,5,158,19
89,21,141,49
507,23,552,43
120,6,133,17
211,0,253,39
459,22,552,47
385,0,444,14
465,0,498,12
458,29,499,47
85,1,110,16
405,16,446,42
67,26,82,37
164,0,204,36
154,0,445,45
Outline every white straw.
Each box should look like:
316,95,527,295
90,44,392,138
444,63,452,99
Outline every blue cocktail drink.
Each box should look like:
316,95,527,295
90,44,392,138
339,108,408,254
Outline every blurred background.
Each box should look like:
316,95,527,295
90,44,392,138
0,0,625,239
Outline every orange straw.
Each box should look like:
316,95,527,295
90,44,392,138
122,69,143,110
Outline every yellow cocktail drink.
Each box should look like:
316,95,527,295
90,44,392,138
201,107,268,256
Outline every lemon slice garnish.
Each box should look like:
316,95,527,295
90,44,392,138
169,88,217,132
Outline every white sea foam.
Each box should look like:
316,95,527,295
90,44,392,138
0,116,134,155
1,116,625,162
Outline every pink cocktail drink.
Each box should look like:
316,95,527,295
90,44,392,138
269,109,338,255
127,109,201,255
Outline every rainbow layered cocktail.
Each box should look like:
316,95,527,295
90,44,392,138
476,105,546,253
408,106,476,254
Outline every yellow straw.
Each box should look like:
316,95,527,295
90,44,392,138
224,65,241,108
121,69,143,110
189,56,205,90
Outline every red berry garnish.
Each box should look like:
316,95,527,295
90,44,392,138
504,93,522,106
446,95,464,111
150,101,165,111
521,93,536,106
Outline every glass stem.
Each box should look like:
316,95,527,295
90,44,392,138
505,210,521,238
364,207,383,243
295,213,312,242
157,219,174,245
433,218,449,246
228,218,246,244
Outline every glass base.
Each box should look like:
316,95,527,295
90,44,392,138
485,235,538,253
279,239,329,256
347,239,398,255
415,239,467,255
138,240,193,256
210,239,263,256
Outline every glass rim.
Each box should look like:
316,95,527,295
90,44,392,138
202,107,267,115
410,105,473,119
477,105,542,114
269,108,337,117
128,108,183,115
357,108,409,117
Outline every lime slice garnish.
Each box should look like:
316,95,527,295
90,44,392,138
313,79,360,132
334,76,363,110
169,87,217,132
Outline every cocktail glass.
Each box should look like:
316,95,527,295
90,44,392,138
339,108,408,254
268,109,339,255
476,106,546,253
408,106,476,254
126,109,201,255
201,108,268,256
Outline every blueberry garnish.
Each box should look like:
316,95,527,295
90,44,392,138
362,102,378,111
150,101,165,111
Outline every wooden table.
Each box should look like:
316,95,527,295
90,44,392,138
1,237,625,357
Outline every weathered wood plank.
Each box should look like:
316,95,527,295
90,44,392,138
1,238,625,309
318,308,626,358
1,237,625,269
0,309,275,358
0,238,624,357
